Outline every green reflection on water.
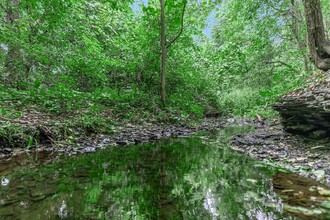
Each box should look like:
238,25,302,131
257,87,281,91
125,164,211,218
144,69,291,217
0,126,294,219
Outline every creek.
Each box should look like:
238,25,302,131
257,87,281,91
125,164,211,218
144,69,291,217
0,126,329,219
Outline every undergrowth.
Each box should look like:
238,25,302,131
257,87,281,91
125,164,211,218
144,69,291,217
0,85,210,148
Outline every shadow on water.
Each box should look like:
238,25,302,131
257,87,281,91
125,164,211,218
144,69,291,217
0,150,55,175
273,172,330,220
0,126,325,219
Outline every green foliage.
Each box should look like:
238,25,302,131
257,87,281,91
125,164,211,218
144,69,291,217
200,0,319,117
0,0,329,146
218,87,260,115
0,0,219,122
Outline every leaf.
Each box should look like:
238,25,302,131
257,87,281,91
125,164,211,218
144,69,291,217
28,136,33,147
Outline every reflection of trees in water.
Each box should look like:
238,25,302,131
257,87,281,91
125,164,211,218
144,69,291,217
163,136,286,220
161,149,167,220
1,131,290,219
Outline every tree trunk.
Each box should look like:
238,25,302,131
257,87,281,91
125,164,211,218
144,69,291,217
4,0,23,86
135,2,186,83
291,0,311,72
160,0,166,105
303,0,330,71
161,150,167,220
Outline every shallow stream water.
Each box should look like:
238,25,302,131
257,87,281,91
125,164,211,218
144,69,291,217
0,127,329,219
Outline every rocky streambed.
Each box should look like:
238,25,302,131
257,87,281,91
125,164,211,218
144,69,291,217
0,117,227,159
230,119,330,186
0,116,330,219
0,116,329,186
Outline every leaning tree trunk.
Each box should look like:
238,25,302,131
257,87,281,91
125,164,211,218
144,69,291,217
303,0,330,71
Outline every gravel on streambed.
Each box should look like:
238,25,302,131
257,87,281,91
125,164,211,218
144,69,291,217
230,119,330,186
1,117,329,185
0,117,229,158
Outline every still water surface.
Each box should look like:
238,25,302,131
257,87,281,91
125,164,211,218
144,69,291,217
0,127,298,219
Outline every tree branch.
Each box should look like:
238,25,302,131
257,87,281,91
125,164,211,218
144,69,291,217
265,60,295,69
0,116,29,124
136,1,187,80
166,2,187,49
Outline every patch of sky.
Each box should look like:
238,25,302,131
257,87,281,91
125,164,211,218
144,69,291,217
203,8,217,39
203,0,228,40
131,0,148,16
130,0,219,43
253,2,285,46
198,0,216,3
0,43,8,53
270,35,283,47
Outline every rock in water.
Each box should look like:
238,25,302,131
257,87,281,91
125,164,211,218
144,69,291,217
273,70,330,141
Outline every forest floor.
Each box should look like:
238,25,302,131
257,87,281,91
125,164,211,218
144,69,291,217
0,116,226,158
0,112,329,185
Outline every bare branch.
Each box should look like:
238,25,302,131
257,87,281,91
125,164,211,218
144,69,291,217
265,60,295,69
